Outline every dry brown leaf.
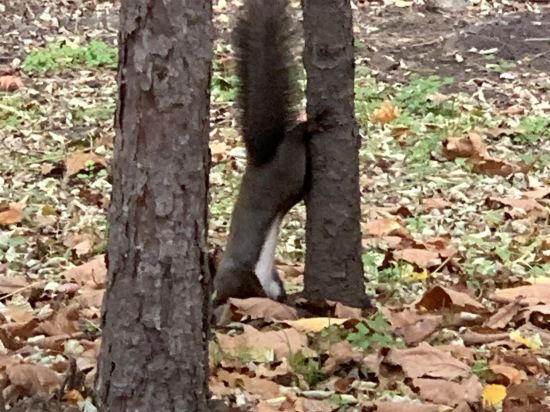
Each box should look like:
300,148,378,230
370,100,398,124
393,248,441,268
503,104,525,115
364,217,407,237
523,187,550,199
7,363,61,395
460,328,510,346
0,202,25,226
0,354,20,369
76,286,105,308
299,398,335,412
422,197,451,211
434,345,474,364
385,342,471,380
472,157,523,177
526,304,550,328
65,151,108,177
443,133,487,160
491,284,550,306
216,325,307,361
62,255,107,286
0,275,31,294
381,307,442,344
39,305,80,336
489,363,527,385
417,286,484,312
413,375,482,405
255,358,292,379
362,235,404,249
63,233,94,257
484,299,523,329
424,236,459,259
0,75,23,91
3,318,40,340
428,92,449,104
216,369,280,398
486,197,543,214
228,297,298,321
374,401,439,412
6,300,34,323
321,341,363,374
333,302,362,319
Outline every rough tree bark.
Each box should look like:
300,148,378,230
95,1,212,411
302,0,369,307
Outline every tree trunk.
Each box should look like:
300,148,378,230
302,0,369,307
95,1,212,411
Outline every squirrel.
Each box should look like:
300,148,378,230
213,0,308,304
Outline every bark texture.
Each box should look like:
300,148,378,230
302,0,369,307
95,1,212,411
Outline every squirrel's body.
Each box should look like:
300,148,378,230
213,0,306,303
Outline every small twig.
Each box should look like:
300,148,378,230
525,37,550,42
431,255,452,276
0,280,46,302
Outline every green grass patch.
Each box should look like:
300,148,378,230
23,40,117,75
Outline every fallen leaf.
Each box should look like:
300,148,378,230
374,401,439,412
443,133,487,160
6,296,34,323
370,100,398,124
484,299,523,329
482,384,506,407
65,151,108,177
385,342,472,380
216,369,280,398
486,197,543,214
0,276,31,294
382,307,442,344
472,157,523,177
364,217,407,237
228,297,298,321
62,255,107,287
285,317,348,333
63,233,94,257
393,248,441,268
422,197,451,211
413,375,482,405
0,75,23,91
333,302,362,319
503,105,525,115
321,341,363,374
417,286,484,312
491,284,550,306
7,363,61,395
509,330,542,350
0,202,25,225
489,363,527,385
39,305,80,336
216,325,307,361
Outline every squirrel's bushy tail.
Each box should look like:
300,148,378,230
234,0,297,167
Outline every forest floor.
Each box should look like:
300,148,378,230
0,0,550,411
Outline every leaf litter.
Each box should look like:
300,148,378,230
0,0,550,410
